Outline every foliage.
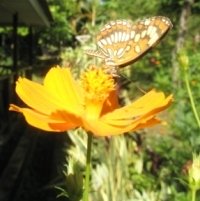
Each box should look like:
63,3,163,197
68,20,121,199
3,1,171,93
51,0,200,197
1,0,199,200
44,0,200,199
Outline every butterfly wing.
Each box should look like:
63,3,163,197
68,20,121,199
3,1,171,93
86,19,133,63
115,16,172,67
86,16,172,67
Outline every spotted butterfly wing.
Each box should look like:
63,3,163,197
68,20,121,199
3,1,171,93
86,16,172,67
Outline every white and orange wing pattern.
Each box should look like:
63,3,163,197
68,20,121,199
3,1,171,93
86,16,172,67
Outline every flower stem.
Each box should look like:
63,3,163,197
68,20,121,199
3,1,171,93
184,70,200,129
83,133,93,201
191,187,196,201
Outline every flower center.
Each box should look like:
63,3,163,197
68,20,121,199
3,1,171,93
81,66,115,102
80,66,115,119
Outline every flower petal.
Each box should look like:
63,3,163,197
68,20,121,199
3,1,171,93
81,90,172,136
82,115,161,136
15,67,84,116
133,117,161,130
9,104,81,132
101,90,119,115
16,78,63,115
44,67,84,114
102,90,173,119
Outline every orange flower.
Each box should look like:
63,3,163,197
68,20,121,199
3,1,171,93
9,66,172,136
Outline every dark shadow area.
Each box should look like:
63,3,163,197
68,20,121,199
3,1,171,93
0,112,68,201
0,1,69,200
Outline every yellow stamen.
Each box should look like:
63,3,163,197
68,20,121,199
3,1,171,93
81,66,115,119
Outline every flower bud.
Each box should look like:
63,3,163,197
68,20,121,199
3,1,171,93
178,52,189,71
188,154,200,190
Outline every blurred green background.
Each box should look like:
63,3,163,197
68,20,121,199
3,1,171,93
0,0,200,201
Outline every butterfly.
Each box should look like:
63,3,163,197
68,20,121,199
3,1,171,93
86,16,172,69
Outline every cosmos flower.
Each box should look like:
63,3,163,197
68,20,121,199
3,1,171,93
9,66,172,136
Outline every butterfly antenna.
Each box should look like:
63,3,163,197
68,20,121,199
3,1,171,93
118,71,147,94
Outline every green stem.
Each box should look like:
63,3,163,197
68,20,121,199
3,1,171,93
83,133,93,201
184,70,200,129
191,187,196,201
